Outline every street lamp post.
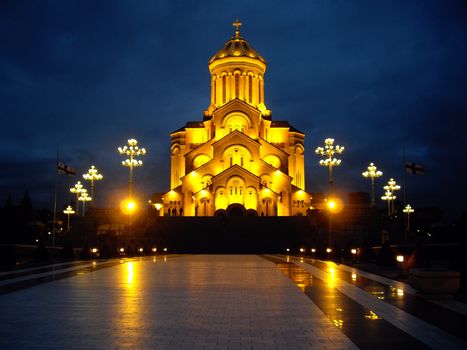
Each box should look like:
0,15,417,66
381,190,396,217
83,165,103,206
362,163,383,207
78,190,92,216
63,205,75,231
384,178,401,216
402,204,415,243
315,138,344,194
70,181,84,215
118,139,146,198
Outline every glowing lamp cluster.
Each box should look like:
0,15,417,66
381,178,401,216
403,204,415,232
83,165,103,206
362,162,383,207
315,138,344,194
78,189,92,215
70,181,85,215
118,138,146,198
63,205,75,231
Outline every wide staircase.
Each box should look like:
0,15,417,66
148,216,317,253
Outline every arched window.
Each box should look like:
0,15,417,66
235,74,239,98
222,75,226,103
258,78,261,102
213,79,216,104
248,75,252,103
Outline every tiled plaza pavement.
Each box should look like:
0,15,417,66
0,255,356,349
0,255,465,349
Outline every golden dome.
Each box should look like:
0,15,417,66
209,20,266,64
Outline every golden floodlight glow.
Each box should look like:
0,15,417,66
326,197,344,214
154,203,163,211
121,198,137,215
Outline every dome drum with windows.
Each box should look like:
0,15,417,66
163,20,311,217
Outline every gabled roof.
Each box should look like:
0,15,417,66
271,120,304,134
179,159,214,181
162,185,182,199
257,159,293,180
212,129,260,150
210,98,262,117
171,121,205,134
258,137,290,157
211,164,260,184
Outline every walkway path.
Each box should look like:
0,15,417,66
0,255,356,349
0,255,465,349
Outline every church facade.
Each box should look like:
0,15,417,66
162,21,311,216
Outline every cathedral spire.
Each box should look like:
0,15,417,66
233,18,242,38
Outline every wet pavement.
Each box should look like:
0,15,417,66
0,254,465,349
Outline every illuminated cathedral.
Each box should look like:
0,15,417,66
162,21,311,216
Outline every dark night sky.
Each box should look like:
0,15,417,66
1,1,466,220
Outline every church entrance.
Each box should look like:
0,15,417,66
226,203,249,216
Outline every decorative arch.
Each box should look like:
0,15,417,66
201,174,213,188
244,186,258,211
215,186,228,210
226,176,246,205
222,145,252,169
171,144,181,155
263,154,281,169
226,203,246,216
294,143,305,155
221,112,252,132
192,154,211,169
260,174,272,187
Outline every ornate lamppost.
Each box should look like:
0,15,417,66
362,162,383,207
315,138,344,194
63,205,75,231
402,204,415,243
83,165,103,206
70,181,84,215
78,189,92,216
118,138,146,198
384,178,401,216
381,190,396,217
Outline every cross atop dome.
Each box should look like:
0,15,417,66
233,18,242,38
